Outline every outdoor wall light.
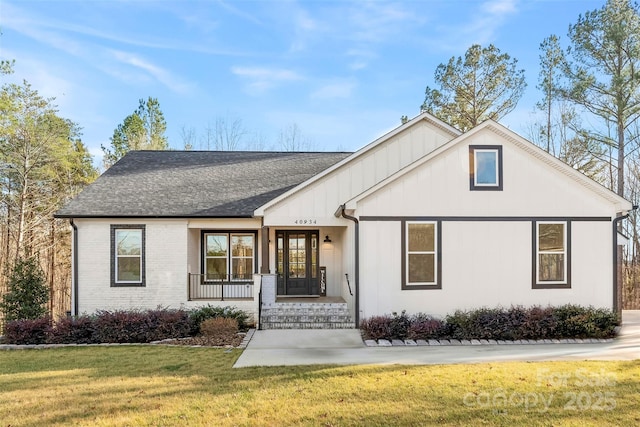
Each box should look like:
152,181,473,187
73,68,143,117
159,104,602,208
324,235,332,243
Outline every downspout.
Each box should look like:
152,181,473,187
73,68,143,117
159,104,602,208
69,219,78,316
338,204,359,327
612,205,638,315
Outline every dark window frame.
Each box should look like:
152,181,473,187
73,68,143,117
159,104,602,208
110,224,146,287
532,221,571,289
201,230,258,282
469,145,503,191
401,220,442,290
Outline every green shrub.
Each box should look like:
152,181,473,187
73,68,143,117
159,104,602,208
389,311,411,340
444,309,472,340
587,308,618,338
552,305,618,339
0,257,49,323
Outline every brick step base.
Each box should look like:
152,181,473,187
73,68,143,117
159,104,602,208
260,302,354,330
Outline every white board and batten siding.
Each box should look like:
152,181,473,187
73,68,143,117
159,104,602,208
260,116,458,225
353,124,630,319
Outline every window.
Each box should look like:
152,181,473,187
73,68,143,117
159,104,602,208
204,232,255,281
111,225,145,287
469,145,503,190
533,221,571,288
402,221,441,289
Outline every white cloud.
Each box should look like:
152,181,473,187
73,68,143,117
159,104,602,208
421,0,520,51
346,48,378,71
231,66,303,94
110,50,194,94
215,0,264,26
288,4,321,52
347,2,423,44
484,0,518,15
311,80,356,100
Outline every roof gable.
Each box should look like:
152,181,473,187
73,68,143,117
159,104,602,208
55,151,351,218
345,120,631,212
254,112,460,215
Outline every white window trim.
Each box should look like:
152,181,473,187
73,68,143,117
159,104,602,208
536,221,568,285
474,149,499,187
405,221,438,287
204,233,229,281
204,232,255,281
111,225,145,287
230,234,255,281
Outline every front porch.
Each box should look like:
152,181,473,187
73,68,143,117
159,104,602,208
185,219,356,328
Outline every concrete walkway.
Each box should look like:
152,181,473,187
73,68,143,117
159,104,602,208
233,310,640,367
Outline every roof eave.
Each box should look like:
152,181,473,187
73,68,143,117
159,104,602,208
53,214,256,219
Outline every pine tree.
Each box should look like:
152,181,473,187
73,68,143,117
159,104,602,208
421,44,526,132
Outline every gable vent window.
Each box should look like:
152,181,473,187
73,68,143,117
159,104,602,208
469,145,503,191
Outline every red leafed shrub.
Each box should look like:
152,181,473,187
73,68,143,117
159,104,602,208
407,315,445,340
91,309,191,343
3,317,51,345
47,315,95,344
360,315,392,340
360,305,618,341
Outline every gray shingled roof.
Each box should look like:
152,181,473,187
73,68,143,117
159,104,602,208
55,151,352,218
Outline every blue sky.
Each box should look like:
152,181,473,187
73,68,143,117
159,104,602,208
1,0,605,165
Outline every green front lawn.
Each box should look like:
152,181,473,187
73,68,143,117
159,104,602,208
0,347,638,426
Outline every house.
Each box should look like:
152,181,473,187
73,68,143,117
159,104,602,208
55,113,633,329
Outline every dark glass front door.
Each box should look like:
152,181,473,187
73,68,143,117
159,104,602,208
276,230,319,295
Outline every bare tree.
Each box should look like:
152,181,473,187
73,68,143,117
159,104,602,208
278,123,314,151
245,131,270,151
179,125,196,150
213,115,246,151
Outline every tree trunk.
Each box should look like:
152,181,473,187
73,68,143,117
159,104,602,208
16,182,27,259
617,119,625,198
49,218,56,315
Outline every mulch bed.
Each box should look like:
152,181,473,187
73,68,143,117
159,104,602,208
159,332,246,347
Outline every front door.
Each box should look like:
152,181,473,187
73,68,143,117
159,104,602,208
276,230,319,295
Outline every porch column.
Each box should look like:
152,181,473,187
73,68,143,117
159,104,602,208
260,226,270,273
